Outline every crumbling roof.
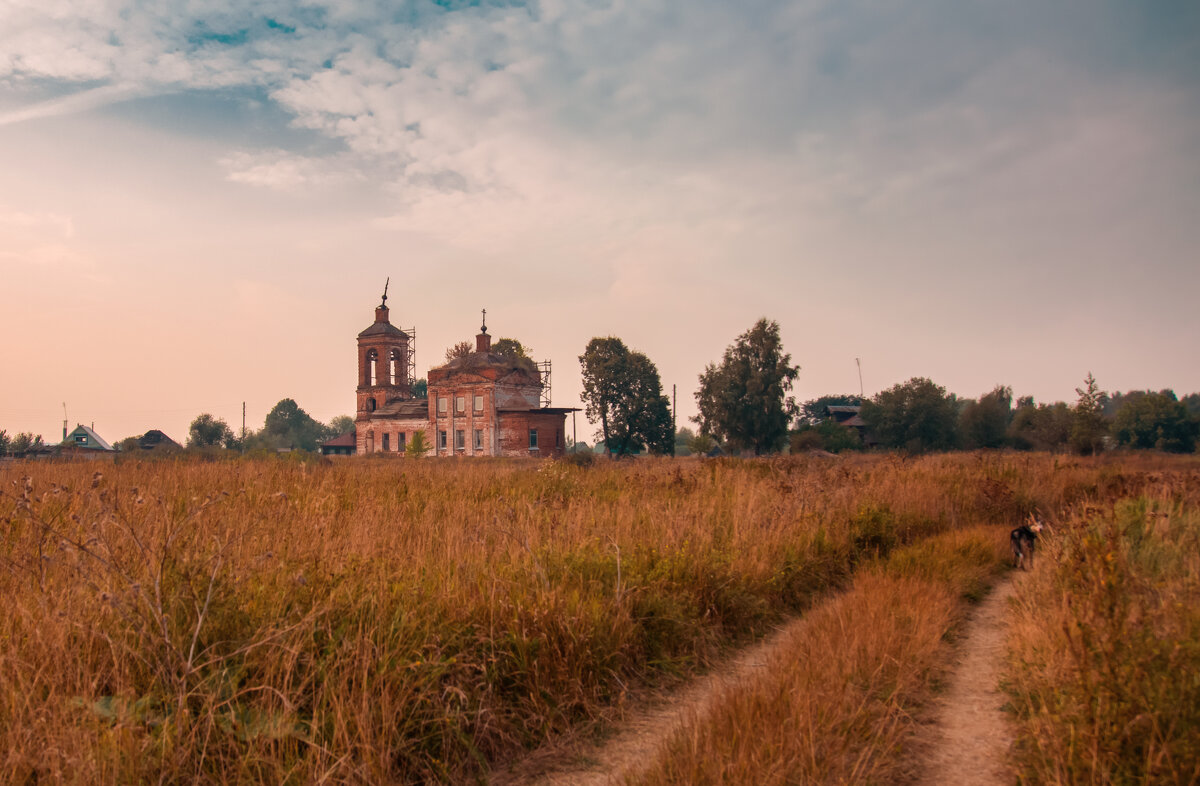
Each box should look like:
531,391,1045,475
375,399,429,418
439,351,538,375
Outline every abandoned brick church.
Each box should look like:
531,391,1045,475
354,292,572,458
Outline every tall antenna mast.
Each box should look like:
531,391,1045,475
856,358,864,398
62,402,68,441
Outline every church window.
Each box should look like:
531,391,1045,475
473,429,483,450
367,398,377,412
382,433,390,451
456,396,465,413
438,397,448,415
397,432,406,451
438,430,447,450
455,429,465,450
529,429,539,450
473,395,484,412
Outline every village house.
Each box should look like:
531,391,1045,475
353,293,573,458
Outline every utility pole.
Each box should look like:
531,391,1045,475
856,358,864,398
242,401,246,453
672,384,677,457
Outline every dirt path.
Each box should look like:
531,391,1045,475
492,617,809,786
497,578,1019,785
920,577,1017,786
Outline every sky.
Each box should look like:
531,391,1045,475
2,0,1198,446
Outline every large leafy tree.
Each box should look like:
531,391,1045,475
860,377,959,453
187,413,236,449
1008,399,1072,451
579,337,674,456
262,399,327,452
1070,373,1109,455
694,319,799,455
327,415,355,436
492,338,530,360
0,430,8,455
1111,390,1198,453
959,385,1013,449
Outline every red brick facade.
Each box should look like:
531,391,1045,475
354,300,571,458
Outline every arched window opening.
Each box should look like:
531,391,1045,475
367,349,378,386
367,398,377,412
383,433,390,451
390,349,401,385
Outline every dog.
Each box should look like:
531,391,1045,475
1010,516,1044,570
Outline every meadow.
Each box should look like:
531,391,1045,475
1,451,1196,783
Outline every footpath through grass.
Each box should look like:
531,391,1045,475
624,526,1010,785
1,452,1193,782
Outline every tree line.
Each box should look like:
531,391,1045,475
7,320,1194,459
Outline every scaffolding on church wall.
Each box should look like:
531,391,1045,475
401,327,418,388
537,360,552,407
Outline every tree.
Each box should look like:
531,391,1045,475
9,433,44,454
674,427,696,456
115,436,142,452
1111,390,1198,453
579,337,674,457
1008,399,1072,451
1070,373,1109,455
411,379,428,399
688,431,717,455
0,430,8,455
263,399,326,452
445,341,473,362
860,377,959,453
798,394,863,426
1182,393,1200,417
694,319,799,455
406,429,431,458
959,385,1013,449
327,415,355,436
187,413,236,449
492,338,530,360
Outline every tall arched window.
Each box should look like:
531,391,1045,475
367,349,378,386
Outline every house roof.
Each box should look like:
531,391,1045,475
321,431,357,448
63,424,114,451
826,405,862,414
138,429,180,450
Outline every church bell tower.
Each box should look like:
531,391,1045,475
356,279,412,419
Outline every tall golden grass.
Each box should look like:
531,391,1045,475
1005,470,1200,784
1,451,1194,782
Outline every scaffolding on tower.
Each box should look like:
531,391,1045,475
537,360,552,408
401,326,418,388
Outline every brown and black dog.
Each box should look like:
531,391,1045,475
1010,515,1044,570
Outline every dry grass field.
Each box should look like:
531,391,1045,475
1,451,1196,783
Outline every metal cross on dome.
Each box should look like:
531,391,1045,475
481,308,487,332
381,277,389,307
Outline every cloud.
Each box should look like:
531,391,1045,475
221,149,367,191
